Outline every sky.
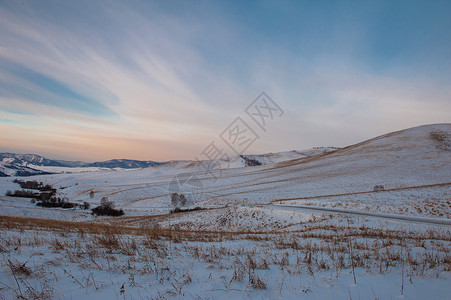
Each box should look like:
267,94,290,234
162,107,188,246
0,0,450,162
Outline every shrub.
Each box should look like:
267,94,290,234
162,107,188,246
430,130,448,143
92,206,124,216
14,179,54,191
179,193,187,206
170,206,203,214
171,193,179,206
373,185,385,192
171,193,187,207
240,155,262,167
92,197,124,216
101,196,113,208
9,180,56,201
9,189,38,198
36,197,77,209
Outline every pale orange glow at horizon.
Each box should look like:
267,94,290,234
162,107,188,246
1,1,450,162
0,123,206,162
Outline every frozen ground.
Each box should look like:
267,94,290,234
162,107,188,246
276,183,451,219
0,124,449,222
0,123,450,299
0,215,450,300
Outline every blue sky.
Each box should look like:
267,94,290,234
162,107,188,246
0,0,450,161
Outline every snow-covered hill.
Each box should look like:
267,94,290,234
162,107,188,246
0,147,335,177
0,124,448,223
0,125,449,300
0,153,164,176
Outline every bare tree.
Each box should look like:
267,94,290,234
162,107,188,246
179,194,187,206
100,196,114,209
171,193,179,207
170,193,187,207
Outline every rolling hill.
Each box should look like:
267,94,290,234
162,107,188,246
0,123,447,225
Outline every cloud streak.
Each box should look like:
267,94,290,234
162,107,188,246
0,0,450,161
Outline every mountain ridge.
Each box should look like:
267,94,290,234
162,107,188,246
0,153,164,176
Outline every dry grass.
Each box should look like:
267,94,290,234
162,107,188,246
430,130,450,150
0,214,450,298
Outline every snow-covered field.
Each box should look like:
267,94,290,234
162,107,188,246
0,215,450,299
0,123,450,299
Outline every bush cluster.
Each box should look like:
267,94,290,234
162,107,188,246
7,180,57,200
6,190,38,198
171,193,187,207
91,197,124,216
240,155,262,167
37,197,77,209
170,206,203,214
373,185,385,192
13,179,55,192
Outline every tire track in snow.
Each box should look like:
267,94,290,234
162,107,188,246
269,204,451,226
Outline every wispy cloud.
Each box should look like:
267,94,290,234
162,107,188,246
0,0,450,160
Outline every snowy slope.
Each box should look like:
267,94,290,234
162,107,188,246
0,124,449,221
0,148,323,176
1,124,450,300
0,153,164,176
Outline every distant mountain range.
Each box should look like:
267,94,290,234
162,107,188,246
0,153,163,176
84,159,162,169
0,146,339,177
